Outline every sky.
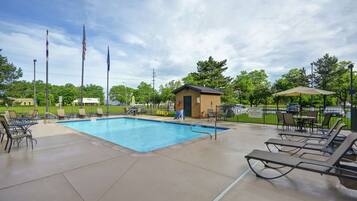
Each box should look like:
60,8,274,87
0,0,356,90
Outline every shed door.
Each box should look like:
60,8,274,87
183,96,192,117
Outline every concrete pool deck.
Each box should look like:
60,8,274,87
0,115,356,201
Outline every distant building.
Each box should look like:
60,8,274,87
72,98,100,105
11,98,34,106
172,85,223,118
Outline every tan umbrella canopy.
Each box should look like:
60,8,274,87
273,86,335,97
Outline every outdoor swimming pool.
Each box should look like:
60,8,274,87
59,118,227,152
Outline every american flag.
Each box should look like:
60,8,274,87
82,25,86,60
107,46,110,71
46,30,49,59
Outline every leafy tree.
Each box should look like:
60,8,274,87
134,82,154,104
109,85,134,104
233,70,271,106
159,80,182,103
273,68,309,92
57,84,79,105
83,84,105,104
330,61,353,109
0,53,22,95
313,54,340,90
182,56,233,102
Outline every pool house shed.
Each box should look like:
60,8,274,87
172,85,223,118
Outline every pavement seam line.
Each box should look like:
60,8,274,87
62,173,86,201
96,158,139,201
212,161,258,201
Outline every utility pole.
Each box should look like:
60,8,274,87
33,59,37,109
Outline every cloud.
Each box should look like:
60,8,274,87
1,0,357,89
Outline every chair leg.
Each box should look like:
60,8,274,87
4,138,9,150
0,133,4,142
8,138,12,153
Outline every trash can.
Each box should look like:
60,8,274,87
352,107,357,132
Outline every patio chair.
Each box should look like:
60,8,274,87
207,109,216,121
282,113,296,130
245,133,357,189
276,111,284,129
279,118,343,140
97,108,103,117
314,113,332,131
26,110,38,120
57,109,68,120
79,108,86,118
8,110,17,120
265,123,346,155
0,115,33,153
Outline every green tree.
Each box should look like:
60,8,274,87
110,85,134,104
313,54,340,90
182,56,233,102
0,53,23,93
330,61,353,109
159,80,182,103
58,83,80,105
83,84,105,104
134,82,154,104
233,70,271,106
273,68,309,92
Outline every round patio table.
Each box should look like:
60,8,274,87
293,115,316,132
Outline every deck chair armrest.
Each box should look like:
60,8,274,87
298,152,329,159
295,161,334,170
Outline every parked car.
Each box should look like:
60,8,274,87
324,106,345,117
286,103,300,114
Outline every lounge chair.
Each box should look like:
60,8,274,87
245,133,357,189
8,110,17,120
314,113,332,131
97,108,103,117
279,118,342,140
57,109,68,120
265,123,346,155
79,108,86,118
0,115,34,153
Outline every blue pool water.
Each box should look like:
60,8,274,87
59,118,227,152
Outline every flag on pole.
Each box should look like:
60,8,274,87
107,46,110,71
82,25,86,60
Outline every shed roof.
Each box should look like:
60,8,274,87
172,84,223,95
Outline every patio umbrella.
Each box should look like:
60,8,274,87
273,86,335,97
273,86,335,109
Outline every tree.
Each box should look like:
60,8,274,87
83,84,105,104
134,82,154,104
233,70,271,106
182,56,233,102
58,84,79,105
110,85,134,104
330,61,352,109
159,80,182,103
313,54,340,90
273,68,309,92
0,53,22,95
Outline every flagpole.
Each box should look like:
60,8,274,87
45,30,49,119
80,25,86,108
106,46,110,116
